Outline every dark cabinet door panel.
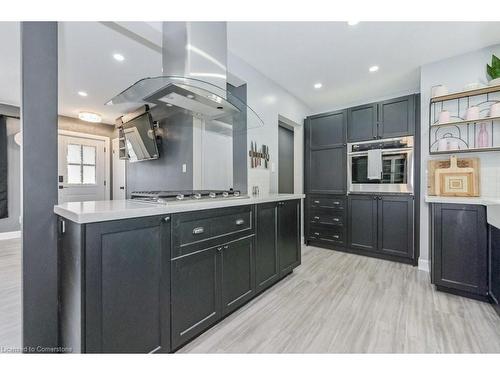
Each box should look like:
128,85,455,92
221,236,255,316
347,103,377,142
171,246,220,350
85,216,170,353
378,95,415,138
348,195,377,252
377,195,414,258
490,225,500,307
309,147,346,194
432,204,488,296
278,200,301,275
309,110,346,148
256,202,279,292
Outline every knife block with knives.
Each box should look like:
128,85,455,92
249,141,270,169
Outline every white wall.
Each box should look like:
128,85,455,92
228,52,311,195
419,44,500,268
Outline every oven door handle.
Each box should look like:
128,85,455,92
348,147,413,156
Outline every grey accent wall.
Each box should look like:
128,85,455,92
21,22,59,351
126,111,194,195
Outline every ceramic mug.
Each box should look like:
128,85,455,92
432,85,448,98
465,106,480,121
438,110,451,124
490,102,500,118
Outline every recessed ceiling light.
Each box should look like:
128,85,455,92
113,53,125,62
78,112,102,123
369,65,379,72
314,83,323,89
347,21,360,26
78,91,88,97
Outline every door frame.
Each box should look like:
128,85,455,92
58,129,111,201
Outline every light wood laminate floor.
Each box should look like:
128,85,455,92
1,239,500,353
0,238,22,351
180,246,500,353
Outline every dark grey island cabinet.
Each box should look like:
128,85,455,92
58,199,302,353
59,215,171,353
430,203,488,301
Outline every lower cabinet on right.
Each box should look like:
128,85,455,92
347,194,415,263
430,203,488,301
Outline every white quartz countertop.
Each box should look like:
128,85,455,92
54,194,305,224
424,196,500,205
425,195,500,228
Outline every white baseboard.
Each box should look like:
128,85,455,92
418,258,430,273
0,231,21,240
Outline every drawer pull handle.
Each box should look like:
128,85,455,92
314,216,320,220
333,201,340,205
314,232,320,236
333,235,340,239
192,227,205,235
313,200,320,204
235,219,245,225
333,218,340,222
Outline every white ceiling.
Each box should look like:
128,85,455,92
227,22,500,113
1,22,500,123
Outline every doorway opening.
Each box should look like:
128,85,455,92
278,121,294,194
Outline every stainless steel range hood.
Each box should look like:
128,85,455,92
106,22,263,130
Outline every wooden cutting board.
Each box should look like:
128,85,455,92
432,156,480,197
427,157,479,195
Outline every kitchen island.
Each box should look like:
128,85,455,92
55,194,304,353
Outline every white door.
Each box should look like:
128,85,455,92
112,138,126,200
58,134,107,203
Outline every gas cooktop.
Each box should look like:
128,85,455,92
130,190,245,203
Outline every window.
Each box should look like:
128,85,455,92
67,144,96,184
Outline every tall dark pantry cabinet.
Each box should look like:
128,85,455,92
304,94,418,265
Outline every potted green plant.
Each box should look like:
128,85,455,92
487,54,500,86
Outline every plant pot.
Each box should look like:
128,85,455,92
489,77,500,86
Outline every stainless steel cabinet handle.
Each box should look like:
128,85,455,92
333,218,340,222
314,232,320,236
223,245,229,249
163,217,170,223
217,246,223,253
313,200,320,204
333,201,340,205
333,235,340,239
314,216,320,220
192,227,205,235
235,219,245,225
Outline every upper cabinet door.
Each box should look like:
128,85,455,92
308,146,346,194
378,95,415,138
308,110,347,148
347,103,378,142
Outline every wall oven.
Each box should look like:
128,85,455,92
347,136,414,194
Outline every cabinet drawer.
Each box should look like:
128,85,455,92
309,224,344,245
309,209,344,226
172,205,254,257
212,211,252,237
309,196,345,210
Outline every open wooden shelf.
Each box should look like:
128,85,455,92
430,147,500,155
430,116,500,127
431,84,500,103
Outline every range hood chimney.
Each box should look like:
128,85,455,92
162,22,228,95
107,22,263,130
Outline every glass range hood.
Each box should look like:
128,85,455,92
106,75,264,132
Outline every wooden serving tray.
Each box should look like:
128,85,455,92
429,156,480,197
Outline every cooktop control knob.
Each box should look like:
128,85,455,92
193,193,202,199
176,194,184,200
209,192,217,198
222,191,229,198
